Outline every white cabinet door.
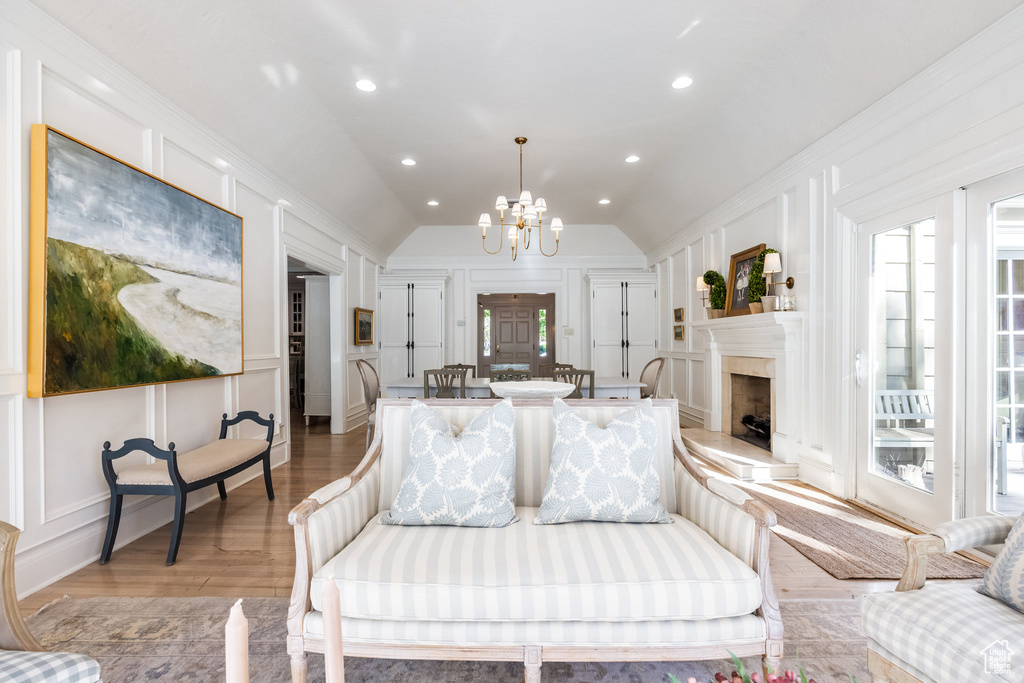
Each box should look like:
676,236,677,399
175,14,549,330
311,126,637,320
303,276,332,417
412,282,443,375
626,280,658,379
591,282,625,377
379,284,410,380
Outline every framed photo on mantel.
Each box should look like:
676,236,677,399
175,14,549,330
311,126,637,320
725,243,765,317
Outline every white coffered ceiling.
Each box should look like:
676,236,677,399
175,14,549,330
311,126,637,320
28,0,1024,254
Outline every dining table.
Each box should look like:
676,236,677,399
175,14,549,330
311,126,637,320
383,376,646,399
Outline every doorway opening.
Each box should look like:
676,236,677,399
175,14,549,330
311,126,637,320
477,293,555,378
288,258,331,440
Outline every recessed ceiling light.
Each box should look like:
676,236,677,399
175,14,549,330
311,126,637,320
355,79,376,92
427,200,438,206
625,155,640,163
672,76,693,89
401,158,416,166
599,198,611,205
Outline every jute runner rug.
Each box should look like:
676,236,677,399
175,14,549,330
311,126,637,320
729,477,986,580
28,596,869,683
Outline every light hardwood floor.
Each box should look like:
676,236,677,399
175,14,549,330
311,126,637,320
19,413,897,612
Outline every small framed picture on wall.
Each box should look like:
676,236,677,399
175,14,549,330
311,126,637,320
674,325,684,341
354,307,374,345
673,307,684,323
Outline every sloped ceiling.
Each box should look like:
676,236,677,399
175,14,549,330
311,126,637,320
28,0,1024,254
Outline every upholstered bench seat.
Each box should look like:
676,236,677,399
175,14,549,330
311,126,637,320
0,650,101,683
116,438,268,485
861,582,1024,682
310,506,762,622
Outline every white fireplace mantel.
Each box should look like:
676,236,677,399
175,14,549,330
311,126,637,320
690,312,804,463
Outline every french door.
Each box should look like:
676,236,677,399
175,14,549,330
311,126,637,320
965,167,1024,517
854,196,956,528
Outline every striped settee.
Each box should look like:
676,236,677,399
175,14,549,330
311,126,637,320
286,398,783,682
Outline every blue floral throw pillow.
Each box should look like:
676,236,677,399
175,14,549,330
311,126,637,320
979,513,1024,614
535,398,669,525
381,399,517,527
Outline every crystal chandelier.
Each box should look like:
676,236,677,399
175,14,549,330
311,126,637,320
478,137,563,260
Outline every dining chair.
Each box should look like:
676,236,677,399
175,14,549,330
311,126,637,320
553,368,595,399
424,368,467,398
539,362,573,377
443,363,476,378
639,357,666,399
355,359,380,451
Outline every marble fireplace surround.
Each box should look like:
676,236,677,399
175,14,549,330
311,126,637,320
690,312,804,464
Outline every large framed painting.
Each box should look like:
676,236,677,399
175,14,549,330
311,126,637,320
28,125,244,397
725,243,765,317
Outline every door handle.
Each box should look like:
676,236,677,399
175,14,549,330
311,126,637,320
496,343,500,355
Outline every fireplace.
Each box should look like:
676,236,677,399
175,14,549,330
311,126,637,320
721,356,775,453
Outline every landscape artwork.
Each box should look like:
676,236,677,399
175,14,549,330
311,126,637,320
354,307,374,345
28,125,243,397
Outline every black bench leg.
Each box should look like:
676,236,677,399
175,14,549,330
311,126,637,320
99,493,123,565
217,480,227,500
167,491,188,566
262,452,275,501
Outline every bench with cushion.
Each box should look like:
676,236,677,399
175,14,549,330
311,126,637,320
100,411,275,566
287,398,782,682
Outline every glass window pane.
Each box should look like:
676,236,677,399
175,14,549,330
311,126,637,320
999,299,1010,331
1016,408,1024,442
1015,371,1024,405
997,335,1011,367
1015,300,1024,331
997,370,1011,404
997,259,1009,295
538,309,547,357
1014,260,1024,294
1015,335,1024,367
483,309,491,356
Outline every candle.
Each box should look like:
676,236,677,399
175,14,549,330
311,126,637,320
225,598,248,683
323,579,345,682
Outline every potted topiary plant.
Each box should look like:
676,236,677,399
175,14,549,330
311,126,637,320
703,270,727,319
747,248,778,313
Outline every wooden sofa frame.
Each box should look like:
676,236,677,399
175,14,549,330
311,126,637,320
100,411,275,566
286,398,783,682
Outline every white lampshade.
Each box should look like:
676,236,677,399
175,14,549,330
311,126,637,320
495,195,509,211
534,198,547,212
519,190,533,206
524,204,537,218
508,226,516,239
550,217,563,231
478,213,492,228
763,252,782,274
512,202,523,217
696,276,709,292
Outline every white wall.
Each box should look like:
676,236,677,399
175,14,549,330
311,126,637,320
650,6,1024,499
0,3,384,594
387,225,648,370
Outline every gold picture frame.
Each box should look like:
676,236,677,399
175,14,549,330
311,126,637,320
673,307,684,323
725,243,766,317
354,307,374,345
674,324,684,341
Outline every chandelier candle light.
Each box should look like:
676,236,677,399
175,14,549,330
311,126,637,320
479,137,563,260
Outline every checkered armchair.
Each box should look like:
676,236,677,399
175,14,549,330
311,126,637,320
1,522,101,683
860,515,1024,682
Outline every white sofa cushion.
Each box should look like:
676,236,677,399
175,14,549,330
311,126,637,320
310,507,762,622
861,582,1024,682
536,398,669,524
382,399,517,527
302,611,766,646
377,402,678,513
115,438,267,485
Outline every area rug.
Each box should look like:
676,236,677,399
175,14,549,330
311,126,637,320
728,477,986,580
28,596,869,682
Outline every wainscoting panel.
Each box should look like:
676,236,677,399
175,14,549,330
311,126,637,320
164,378,229,454
161,138,228,209
236,181,280,360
